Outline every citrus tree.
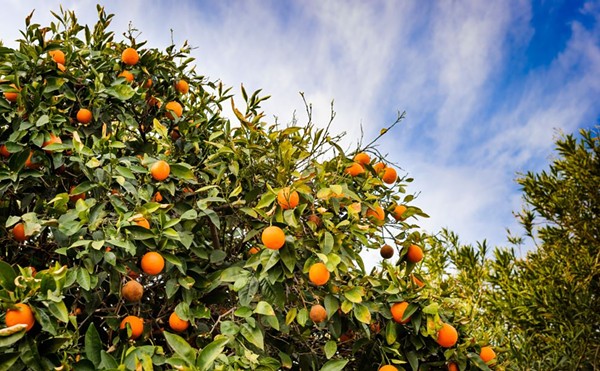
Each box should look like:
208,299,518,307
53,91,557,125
0,7,494,371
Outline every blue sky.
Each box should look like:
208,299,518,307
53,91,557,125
1,1,599,267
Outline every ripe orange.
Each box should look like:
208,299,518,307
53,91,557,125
121,47,139,66
135,217,150,229
175,79,189,94
118,70,134,83
0,145,10,158
120,315,144,339
391,302,411,324
144,78,153,88
141,251,164,275
392,204,407,221
447,363,458,371
5,303,35,331
366,205,385,224
12,222,27,242
277,187,299,209
165,101,183,119
42,133,62,153
353,152,370,165
24,151,39,169
372,162,385,174
249,246,260,255
345,162,364,176
169,312,190,332
309,304,327,323
411,274,425,288
150,160,170,181
4,84,18,102
308,262,330,286
76,108,93,125
406,244,424,263
69,185,86,203
49,50,65,64
382,167,397,184
379,366,398,371
122,280,144,302
152,191,163,202
480,346,496,363
380,244,394,259
436,323,458,348
261,226,285,250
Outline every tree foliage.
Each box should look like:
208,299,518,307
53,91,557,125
0,6,495,371
420,128,600,370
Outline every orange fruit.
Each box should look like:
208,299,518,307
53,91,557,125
261,226,285,250
69,185,86,203
345,162,364,176
169,312,190,332
120,315,144,339
165,101,183,119
135,217,150,229
150,160,170,181
480,346,496,363
353,152,370,165
249,246,260,255
380,244,394,259
436,323,458,348
392,204,407,221
76,108,93,124
277,187,299,209
175,79,189,94
24,151,39,169
12,223,27,242
366,205,385,224
447,362,458,371
144,78,153,88
118,70,134,83
121,47,139,66
49,50,65,64
406,244,424,263
42,133,62,153
308,262,330,286
307,214,322,227
4,84,18,102
5,303,35,331
382,167,397,184
372,162,385,174
309,304,327,323
121,280,144,302
0,145,10,158
391,302,411,324
152,191,163,202
379,366,398,371
141,251,164,275
411,274,425,288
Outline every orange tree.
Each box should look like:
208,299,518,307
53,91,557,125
0,7,492,371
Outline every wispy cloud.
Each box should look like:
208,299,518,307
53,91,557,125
0,0,598,269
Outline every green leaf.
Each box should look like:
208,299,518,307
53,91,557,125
0,327,26,347
406,351,418,371
254,301,275,316
285,308,297,325
344,287,363,303
324,340,337,359
0,352,20,371
115,166,135,179
0,261,17,290
467,352,492,370
46,301,69,323
170,163,195,180
240,323,264,350
255,192,276,209
99,351,118,369
197,337,228,371
320,359,348,371
279,351,293,369
324,295,339,319
164,331,196,366
385,321,397,345
84,324,102,368
353,303,371,324
105,84,135,101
